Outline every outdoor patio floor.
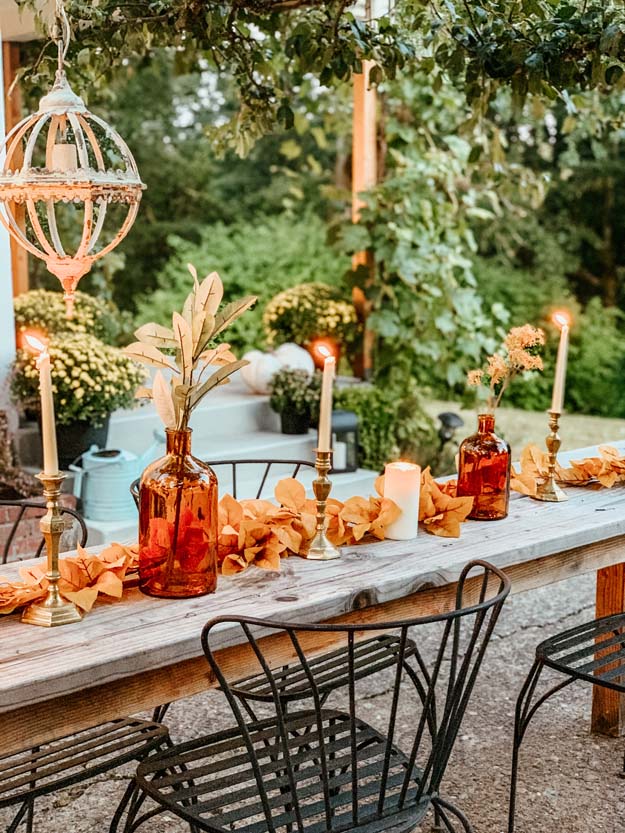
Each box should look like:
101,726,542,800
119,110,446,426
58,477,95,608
2,572,622,833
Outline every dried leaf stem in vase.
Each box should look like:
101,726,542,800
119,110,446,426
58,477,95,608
125,265,257,592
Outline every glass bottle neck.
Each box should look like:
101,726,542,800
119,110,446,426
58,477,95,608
166,428,192,456
477,413,496,433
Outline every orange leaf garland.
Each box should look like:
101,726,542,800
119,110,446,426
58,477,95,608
511,443,625,495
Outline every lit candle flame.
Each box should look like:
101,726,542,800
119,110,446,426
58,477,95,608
24,334,47,354
552,310,571,329
388,461,419,471
317,344,332,358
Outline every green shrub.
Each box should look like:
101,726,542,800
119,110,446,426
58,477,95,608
473,258,625,417
136,213,350,355
334,382,438,472
13,289,131,346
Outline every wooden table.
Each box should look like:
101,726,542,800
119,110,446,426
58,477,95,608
1,442,624,756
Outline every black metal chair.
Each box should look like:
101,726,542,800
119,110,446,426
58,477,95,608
0,501,170,833
0,498,87,564
509,612,625,832
129,458,317,509
111,559,510,833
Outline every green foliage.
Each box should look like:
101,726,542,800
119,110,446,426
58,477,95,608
13,289,132,346
11,333,145,426
337,75,510,393
19,2,413,154
263,283,357,348
473,257,625,417
137,213,349,354
420,1,625,111
268,368,321,420
334,382,437,472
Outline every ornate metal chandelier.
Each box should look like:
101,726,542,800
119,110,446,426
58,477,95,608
0,0,145,315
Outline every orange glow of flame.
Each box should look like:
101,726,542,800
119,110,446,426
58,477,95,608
388,460,419,471
552,310,571,329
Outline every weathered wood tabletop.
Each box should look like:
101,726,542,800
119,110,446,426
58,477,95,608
1,441,624,755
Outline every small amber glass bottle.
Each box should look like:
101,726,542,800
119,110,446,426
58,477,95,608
457,413,511,521
138,428,218,597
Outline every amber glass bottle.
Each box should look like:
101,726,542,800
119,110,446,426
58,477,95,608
138,428,218,597
457,414,511,520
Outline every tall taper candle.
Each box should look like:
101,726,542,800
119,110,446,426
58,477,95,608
317,356,335,452
25,335,59,476
384,461,421,540
551,311,570,413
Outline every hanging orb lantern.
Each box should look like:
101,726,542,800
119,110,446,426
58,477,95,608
0,1,145,315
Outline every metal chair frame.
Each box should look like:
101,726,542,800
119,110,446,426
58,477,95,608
130,459,317,508
0,499,87,564
508,612,625,833
0,502,169,833
112,560,510,833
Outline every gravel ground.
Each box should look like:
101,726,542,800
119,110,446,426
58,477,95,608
3,573,623,833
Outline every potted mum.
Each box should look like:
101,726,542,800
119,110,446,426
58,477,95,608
125,265,255,599
457,324,545,521
11,332,145,469
263,283,357,367
269,368,321,434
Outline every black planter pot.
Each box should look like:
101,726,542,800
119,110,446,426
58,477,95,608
53,416,111,469
280,410,310,435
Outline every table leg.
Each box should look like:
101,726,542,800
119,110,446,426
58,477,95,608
591,562,625,736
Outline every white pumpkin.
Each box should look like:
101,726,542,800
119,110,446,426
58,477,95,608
240,350,282,394
274,342,315,375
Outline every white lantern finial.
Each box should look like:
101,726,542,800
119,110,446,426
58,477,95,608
0,0,145,316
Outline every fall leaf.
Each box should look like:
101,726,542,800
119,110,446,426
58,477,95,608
275,478,307,513
152,371,176,429
124,342,177,372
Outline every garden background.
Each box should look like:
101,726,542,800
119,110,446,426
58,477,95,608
10,0,625,472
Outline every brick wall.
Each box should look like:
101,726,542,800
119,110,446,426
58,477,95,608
0,495,79,563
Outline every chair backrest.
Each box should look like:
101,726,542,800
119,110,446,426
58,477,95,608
201,559,510,833
0,499,88,564
130,458,316,508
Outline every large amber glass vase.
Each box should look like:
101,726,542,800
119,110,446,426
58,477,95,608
138,428,218,598
457,414,511,521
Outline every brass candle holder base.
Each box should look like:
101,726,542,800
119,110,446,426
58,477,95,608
21,472,82,627
304,450,340,561
533,411,569,503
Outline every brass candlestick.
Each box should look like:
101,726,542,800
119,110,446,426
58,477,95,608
21,472,82,627
305,450,340,561
533,411,569,503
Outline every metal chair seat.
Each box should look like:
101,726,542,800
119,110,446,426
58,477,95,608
231,634,417,702
509,612,625,831
536,612,625,692
0,718,168,810
136,708,429,833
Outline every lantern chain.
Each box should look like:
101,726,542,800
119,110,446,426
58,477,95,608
52,0,71,74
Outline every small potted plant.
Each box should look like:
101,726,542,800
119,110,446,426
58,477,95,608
269,368,321,435
11,332,145,468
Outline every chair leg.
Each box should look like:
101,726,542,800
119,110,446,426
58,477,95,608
431,797,473,832
508,660,574,833
6,799,33,833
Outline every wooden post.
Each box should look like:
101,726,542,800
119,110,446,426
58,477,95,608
351,60,377,379
2,40,28,297
591,562,625,736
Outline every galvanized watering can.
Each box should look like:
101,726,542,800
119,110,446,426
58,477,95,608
70,433,163,522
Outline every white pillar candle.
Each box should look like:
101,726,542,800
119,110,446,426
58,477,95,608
51,143,78,172
383,461,420,540
25,336,59,475
317,356,335,452
551,313,570,413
